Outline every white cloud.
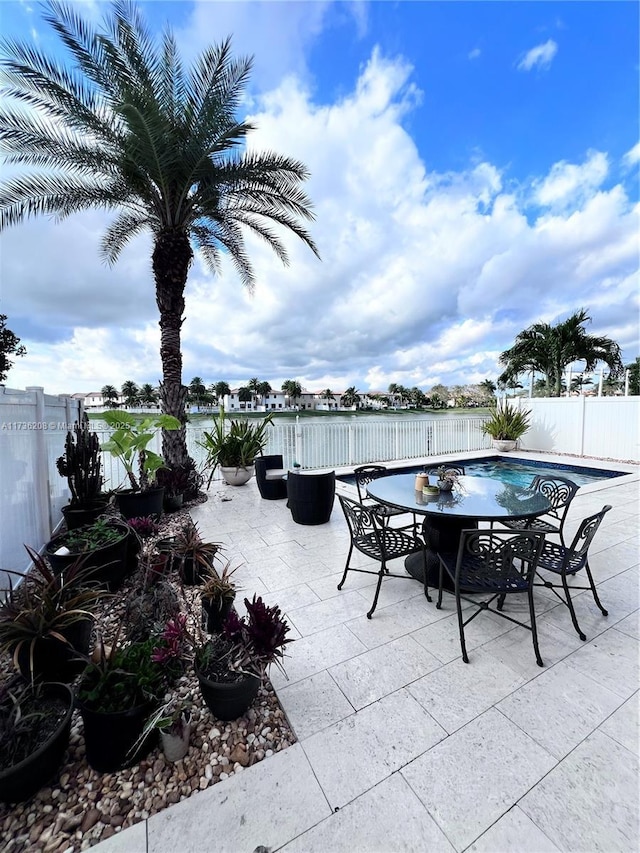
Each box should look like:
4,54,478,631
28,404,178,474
468,48,481,60
517,39,558,72
3,47,638,396
623,141,640,168
533,150,609,208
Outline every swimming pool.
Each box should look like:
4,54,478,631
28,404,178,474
338,456,626,489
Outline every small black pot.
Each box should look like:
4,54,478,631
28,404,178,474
202,596,235,633
115,487,164,521
15,618,93,684
61,500,109,531
196,664,260,721
0,683,74,804
155,538,209,586
163,493,184,513
78,699,157,773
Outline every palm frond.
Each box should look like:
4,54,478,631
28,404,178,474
101,209,155,264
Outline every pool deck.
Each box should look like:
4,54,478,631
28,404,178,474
93,451,639,853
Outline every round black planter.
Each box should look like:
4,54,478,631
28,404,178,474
0,683,74,804
196,666,260,721
78,700,157,773
115,487,164,521
61,500,109,531
202,596,235,633
155,538,209,586
163,493,184,513
15,617,93,684
45,522,130,591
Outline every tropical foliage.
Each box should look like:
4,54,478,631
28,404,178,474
498,309,623,397
0,314,26,382
199,408,274,484
480,401,531,441
0,0,319,471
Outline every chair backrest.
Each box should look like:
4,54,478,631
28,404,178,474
531,475,579,524
566,505,612,564
353,465,388,502
456,529,545,586
338,494,384,546
426,464,466,477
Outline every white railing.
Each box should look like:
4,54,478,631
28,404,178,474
515,396,640,461
0,386,83,584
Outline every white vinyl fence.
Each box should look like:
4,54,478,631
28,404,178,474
514,396,640,461
0,386,83,585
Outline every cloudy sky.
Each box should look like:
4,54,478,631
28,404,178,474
1,0,638,396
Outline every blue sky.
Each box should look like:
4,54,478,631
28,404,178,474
1,0,638,395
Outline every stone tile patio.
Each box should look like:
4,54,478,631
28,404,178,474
92,454,639,852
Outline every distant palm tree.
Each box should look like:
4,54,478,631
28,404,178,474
188,377,207,404
479,379,496,403
121,381,139,408
213,381,230,403
139,383,159,406
101,385,119,408
341,386,361,409
282,380,302,408
498,309,623,397
410,387,427,408
0,1,319,471
256,381,272,406
237,386,253,407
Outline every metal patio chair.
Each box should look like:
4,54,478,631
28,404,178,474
436,529,546,666
353,464,416,532
534,505,612,640
498,474,579,545
337,495,428,618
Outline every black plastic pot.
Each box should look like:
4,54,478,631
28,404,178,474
45,522,130,591
61,500,109,531
196,665,260,721
0,683,74,804
163,493,184,513
115,487,164,521
15,617,93,684
202,596,235,633
156,538,209,586
78,699,157,773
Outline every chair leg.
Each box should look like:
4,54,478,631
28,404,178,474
561,571,587,641
436,559,444,609
585,561,608,616
497,593,506,611
367,560,386,619
528,587,544,667
422,546,432,603
337,544,353,590
455,585,469,663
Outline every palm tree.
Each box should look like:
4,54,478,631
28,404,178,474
341,386,361,409
281,380,302,408
121,380,139,408
237,386,253,408
479,379,496,404
188,377,207,404
0,1,319,471
139,383,158,406
320,389,335,409
256,381,272,407
498,309,623,397
100,384,119,408
213,381,230,404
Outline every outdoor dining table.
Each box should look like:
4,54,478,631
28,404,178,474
366,473,552,587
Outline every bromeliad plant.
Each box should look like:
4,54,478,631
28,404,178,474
101,411,181,492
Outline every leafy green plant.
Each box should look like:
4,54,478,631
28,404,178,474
480,401,531,441
199,407,274,486
0,547,107,679
56,518,125,553
101,410,181,492
56,414,104,507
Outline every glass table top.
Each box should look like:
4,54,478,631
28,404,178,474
366,474,551,520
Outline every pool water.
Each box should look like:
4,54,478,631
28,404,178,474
339,456,626,490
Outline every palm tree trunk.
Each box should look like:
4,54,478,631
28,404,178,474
153,228,193,469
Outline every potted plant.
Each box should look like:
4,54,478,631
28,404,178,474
155,465,193,512
200,562,239,633
157,522,222,586
0,677,75,803
77,615,187,773
0,547,107,683
434,467,461,492
130,697,193,764
101,410,181,518
45,517,131,590
194,595,292,721
199,407,274,486
480,401,532,451
56,414,109,529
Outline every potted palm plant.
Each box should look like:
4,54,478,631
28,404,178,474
0,547,107,683
101,410,181,518
481,401,532,451
0,677,75,803
199,407,274,486
56,414,109,529
194,595,292,721
157,522,222,586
